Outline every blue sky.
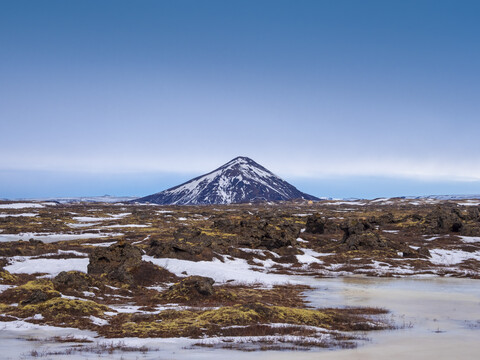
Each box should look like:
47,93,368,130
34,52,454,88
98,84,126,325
1,0,479,199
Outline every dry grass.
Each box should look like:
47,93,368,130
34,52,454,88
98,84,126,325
26,341,154,357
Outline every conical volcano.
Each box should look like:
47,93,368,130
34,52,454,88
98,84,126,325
135,156,319,205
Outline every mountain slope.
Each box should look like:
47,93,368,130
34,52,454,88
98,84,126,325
135,156,319,205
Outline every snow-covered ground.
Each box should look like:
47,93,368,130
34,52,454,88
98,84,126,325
0,203,46,209
429,249,480,266
101,224,149,228
296,248,325,265
73,213,130,222
0,232,123,243
5,256,89,276
458,236,480,243
82,241,118,247
143,255,296,286
0,213,38,218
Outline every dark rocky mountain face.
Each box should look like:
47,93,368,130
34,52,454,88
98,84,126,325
135,156,319,205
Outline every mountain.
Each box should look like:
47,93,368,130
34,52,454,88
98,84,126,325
135,156,319,205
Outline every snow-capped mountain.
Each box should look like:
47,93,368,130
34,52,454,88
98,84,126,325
135,156,319,205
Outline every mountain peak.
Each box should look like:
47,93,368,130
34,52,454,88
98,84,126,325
224,156,255,166
135,157,319,205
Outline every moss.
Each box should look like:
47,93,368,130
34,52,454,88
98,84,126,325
199,305,261,325
103,303,340,338
108,310,206,338
153,284,304,307
0,303,13,313
19,279,56,292
0,279,61,305
200,229,237,238
0,270,17,284
19,297,110,319
272,306,332,327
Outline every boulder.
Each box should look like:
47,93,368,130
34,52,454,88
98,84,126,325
343,232,388,251
340,219,374,241
466,207,480,222
20,289,55,305
368,212,395,225
0,279,60,305
53,271,91,292
88,242,143,284
161,276,215,301
213,218,299,250
129,261,179,286
304,215,337,234
402,246,431,259
88,242,142,275
147,238,216,261
305,216,325,234
425,206,464,233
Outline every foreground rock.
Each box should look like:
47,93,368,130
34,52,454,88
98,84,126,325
53,271,92,292
160,276,216,302
147,227,219,261
88,242,176,285
0,279,60,305
425,206,464,233
213,218,299,249
305,215,337,234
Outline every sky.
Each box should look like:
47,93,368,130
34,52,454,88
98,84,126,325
1,0,479,199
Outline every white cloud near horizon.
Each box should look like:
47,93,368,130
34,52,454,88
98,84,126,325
2,151,479,182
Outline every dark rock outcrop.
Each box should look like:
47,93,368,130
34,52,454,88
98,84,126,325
343,232,388,251
161,276,215,301
129,261,179,286
305,215,337,234
340,219,374,241
402,246,431,259
88,242,143,284
368,212,395,225
0,279,60,306
20,289,59,305
53,271,92,292
339,218,409,252
466,207,480,221
425,206,464,233
88,242,142,275
147,238,217,262
213,218,299,250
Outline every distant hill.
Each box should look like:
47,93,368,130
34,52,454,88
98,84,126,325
135,156,319,205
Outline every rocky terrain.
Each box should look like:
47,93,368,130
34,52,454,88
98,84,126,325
0,197,479,356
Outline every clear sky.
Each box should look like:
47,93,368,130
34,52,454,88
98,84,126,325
1,0,479,199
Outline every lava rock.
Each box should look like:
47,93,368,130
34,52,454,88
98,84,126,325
343,232,388,251
88,242,142,275
21,289,58,305
305,216,325,234
164,276,215,300
129,261,179,286
88,242,143,284
340,219,374,241
425,206,464,233
402,246,431,259
148,238,216,262
213,218,299,250
466,207,480,221
53,271,91,292
368,212,395,225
